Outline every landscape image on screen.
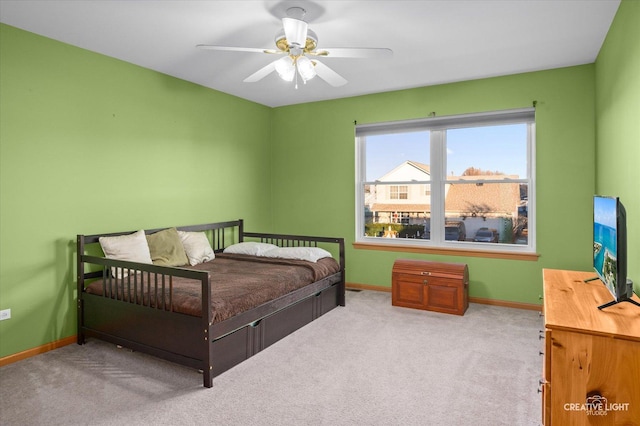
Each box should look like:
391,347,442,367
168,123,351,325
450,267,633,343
593,196,617,297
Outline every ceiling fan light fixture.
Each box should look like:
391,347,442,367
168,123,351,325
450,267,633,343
275,56,295,81
297,56,316,82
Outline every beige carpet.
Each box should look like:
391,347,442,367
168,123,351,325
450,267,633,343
0,290,542,425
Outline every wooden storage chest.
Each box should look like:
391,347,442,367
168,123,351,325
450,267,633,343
392,259,469,316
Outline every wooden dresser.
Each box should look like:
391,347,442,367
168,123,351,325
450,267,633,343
392,259,468,316
541,269,640,425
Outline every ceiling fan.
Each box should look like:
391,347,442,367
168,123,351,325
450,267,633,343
197,7,392,89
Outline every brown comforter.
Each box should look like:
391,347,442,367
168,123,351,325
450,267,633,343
85,253,340,323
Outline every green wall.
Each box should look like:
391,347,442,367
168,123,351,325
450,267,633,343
270,66,597,305
595,0,640,293
0,24,272,358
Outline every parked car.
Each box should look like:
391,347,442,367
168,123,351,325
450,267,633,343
445,221,466,241
515,228,528,244
473,227,499,243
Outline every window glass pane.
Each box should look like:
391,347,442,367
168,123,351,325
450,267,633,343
365,131,430,182
446,124,527,178
363,183,431,240
443,182,528,245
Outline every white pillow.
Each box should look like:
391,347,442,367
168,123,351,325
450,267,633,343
261,246,332,263
223,242,279,256
99,230,153,278
177,230,215,266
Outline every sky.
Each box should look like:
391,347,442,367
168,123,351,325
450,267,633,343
594,195,617,229
364,124,528,181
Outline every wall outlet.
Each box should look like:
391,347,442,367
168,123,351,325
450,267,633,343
0,309,11,321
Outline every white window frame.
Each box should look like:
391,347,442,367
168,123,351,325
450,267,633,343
355,108,536,254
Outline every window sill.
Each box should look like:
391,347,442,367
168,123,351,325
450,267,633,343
352,242,540,261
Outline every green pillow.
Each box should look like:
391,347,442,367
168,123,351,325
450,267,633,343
146,227,189,267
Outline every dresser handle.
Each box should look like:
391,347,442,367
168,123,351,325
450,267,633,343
423,280,428,285
420,271,431,276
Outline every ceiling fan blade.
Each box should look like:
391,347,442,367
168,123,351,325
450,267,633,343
282,17,308,47
312,60,347,87
196,45,279,54
312,47,393,59
243,60,278,83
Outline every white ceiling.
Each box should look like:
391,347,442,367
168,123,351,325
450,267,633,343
0,0,620,108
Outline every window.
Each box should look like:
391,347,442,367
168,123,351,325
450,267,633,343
390,185,408,200
355,108,535,253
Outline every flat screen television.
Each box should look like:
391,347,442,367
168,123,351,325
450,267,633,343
591,195,638,309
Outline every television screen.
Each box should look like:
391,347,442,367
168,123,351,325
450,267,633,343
593,195,619,299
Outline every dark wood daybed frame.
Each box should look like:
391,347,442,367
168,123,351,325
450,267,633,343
77,219,345,387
